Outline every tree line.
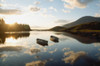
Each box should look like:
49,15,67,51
0,18,31,31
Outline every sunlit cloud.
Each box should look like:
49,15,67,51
47,0,54,2
49,6,57,12
0,3,3,7
0,0,5,2
95,13,100,17
29,6,40,12
0,1,22,15
34,1,40,5
0,8,21,15
55,19,70,25
62,0,94,9
62,9,70,13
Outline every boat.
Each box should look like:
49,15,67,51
50,35,59,42
36,38,48,46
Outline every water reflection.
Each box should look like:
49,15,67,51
0,31,100,66
0,32,30,44
57,32,100,44
24,48,41,55
0,54,7,58
63,51,87,64
26,60,47,66
26,59,53,66
0,46,22,52
63,51,100,66
37,43,48,46
50,39,59,43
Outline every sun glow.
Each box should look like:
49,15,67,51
6,37,17,43
1,12,57,29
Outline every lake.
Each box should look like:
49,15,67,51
0,31,100,66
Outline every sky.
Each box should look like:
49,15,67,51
0,0,100,29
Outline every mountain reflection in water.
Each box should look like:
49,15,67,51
56,32,100,44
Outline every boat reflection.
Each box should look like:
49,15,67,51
37,42,48,46
50,35,59,43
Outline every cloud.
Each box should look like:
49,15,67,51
0,0,5,7
0,8,21,15
63,51,86,64
62,9,70,13
0,0,5,2
26,60,47,66
0,4,3,7
29,6,40,12
48,0,54,2
49,6,57,12
55,19,70,25
34,1,40,5
62,0,94,9
95,13,100,17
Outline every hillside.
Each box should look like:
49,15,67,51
50,26,66,31
66,22,100,32
63,16,100,28
67,22,100,30
50,22,100,32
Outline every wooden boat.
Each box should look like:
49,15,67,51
50,35,59,42
36,38,48,46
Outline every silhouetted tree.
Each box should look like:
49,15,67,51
0,18,31,31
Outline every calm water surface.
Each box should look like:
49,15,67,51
0,31,100,66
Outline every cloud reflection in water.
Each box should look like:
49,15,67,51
26,60,47,66
63,51,86,64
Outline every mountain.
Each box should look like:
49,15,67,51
63,16,100,28
66,22,100,31
50,26,66,31
50,22,100,32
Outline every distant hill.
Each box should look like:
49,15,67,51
50,26,66,31
66,22,100,31
50,16,100,32
50,22,100,32
63,16,100,28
